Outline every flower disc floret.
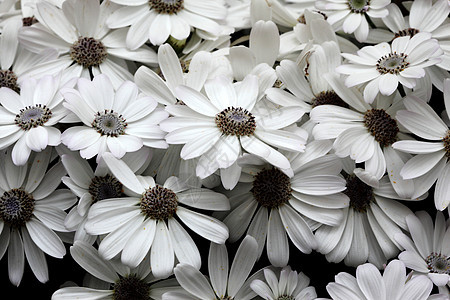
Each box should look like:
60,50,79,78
344,174,374,213
347,0,370,13
92,110,127,137
112,274,150,300
376,53,410,75
88,174,123,203
277,296,295,300
15,104,52,131
363,108,399,147
426,252,450,275
312,91,349,108
0,188,35,228
394,28,420,40
149,0,184,14
215,106,256,136
140,185,178,220
0,70,20,93
70,37,108,68
252,168,292,208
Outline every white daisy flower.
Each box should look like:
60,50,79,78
18,0,158,88
392,82,450,210
0,74,73,166
62,148,152,245
315,167,421,269
163,235,265,300
0,147,76,286
379,0,450,91
52,240,183,300
160,74,307,179
395,211,450,287
106,0,229,48
325,259,437,300
222,152,347,267
85,153,230,278
250,266,317,300
60,74,169,161
314,0,390,42
134,43,212,106
336,32,443,103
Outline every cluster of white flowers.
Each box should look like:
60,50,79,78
0,0,449,299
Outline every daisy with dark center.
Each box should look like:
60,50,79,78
62,149,152,245
85,153,230,278
106,0,228,48
324,260,437,300
314,0,390,42
250,266,317,300
336,32,442,103
0,147,77,286
265,41,347,118
163,236,267,300
52,240,184,300
18,0,158,89
395,211,450,287
0,74,74,166
160,73,307,181
221,151,348,267
392,81,450,210
310,72,420,195
315,165,423,269
60,74,168,161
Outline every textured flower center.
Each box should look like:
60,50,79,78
312,91,349,108
149,0,184,14
442,130,450,158
277,296,295,300
22,17,37,27
252,168,292,208
89,174,123,204
215,106,256,136
70,37,107,68
15,104,52,131
426,253,450,275
376,53,409,75
393,28,419,40
363,108,399,147
0,69,20,93
92,110,127,137
348,0,370,13
0,189,35,228
344,174,374,213
113,274,150,300
140,185,178,220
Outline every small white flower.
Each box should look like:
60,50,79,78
61,74,168,161
85,153,230,278
0,74,72,165
337,32,443,103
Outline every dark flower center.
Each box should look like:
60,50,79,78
426,252,450,275
442,130,450,158
215,106,256,136
252,168,292,208
376,53,409,75
363,108,399,147
149,0,184,14
277,296,295,300
88,174,123,203
92,110,127,137
140,185,178,220
312,91,349,108
0,70,20,93
0,189,35,228
22,17,37,27
15,104,52,131
344,174,374,213
393,28,419,40
70,37,107,68
113,274,150,300
348,0,370,13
